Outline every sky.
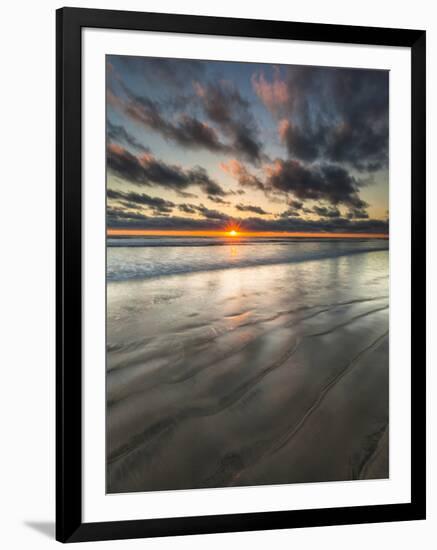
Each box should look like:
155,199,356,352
106,55,389,236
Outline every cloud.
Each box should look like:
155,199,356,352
241,216,388,234
194,204,230,221
176,190,197,199
323,69,389,172
107,209,226,231
288,199,303,210
264,159,367,208
126,95,227,153
220,159,266,191
235,203,270,215
107,120,148,152
278,209,301,219
240,216,388,234
107,189,175,214
107,207,153,224
111,56,206,89
107,143,226,196
222,158,368,210
108,198,233,224
168,115,227,152
347,208,370,219
107,143,147,184
278,119,321,162
253,65,388,172
312,205,341,218
251,67,292,115
109,82,229,154
109,77,265,163
194,81,264,164
107,207,388,234
174,203,230,221
208,195,231,205
187,166,226,196
178,203,198,215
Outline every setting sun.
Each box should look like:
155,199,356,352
228,230,238,237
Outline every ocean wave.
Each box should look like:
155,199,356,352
107,240,388,282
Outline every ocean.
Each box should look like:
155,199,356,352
107,237,388,281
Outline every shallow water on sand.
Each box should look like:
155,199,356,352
106,244,389,493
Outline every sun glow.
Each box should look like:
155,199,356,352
107,229,389,239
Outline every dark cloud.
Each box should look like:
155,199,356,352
107,144,146,184
107,210,223,231
158,201,228,220
254,66,388,172
107,120,148,152
107,189,175,214
107,207,388,235
222,158,368,211
265,159,367,208
324,68,389,172
279,208,301,219
194,81,264,164
187,166,225,196
236,203,270,215
166,114,226,152
109,77,264,163
278,120,322,162
312,205,341,218
208,195,231,205
132,102,226,153
240,215,388,234
288,199,303,210
108,84,229,154
178,203,198,215
107,207,153,224
107,144,226,196
111,56,206,89
347,208,370,219
320,165,368,208
176,190,197,199
107,198,230,222
176,203,230,221
194,205,230,221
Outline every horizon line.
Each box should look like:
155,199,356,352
107,229,389,239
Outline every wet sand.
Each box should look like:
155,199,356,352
106,249,389,493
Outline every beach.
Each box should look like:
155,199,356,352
106,238,389,493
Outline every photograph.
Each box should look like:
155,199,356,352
105,55,390,494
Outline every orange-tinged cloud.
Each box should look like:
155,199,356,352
252,69,290,115
107,142,125,155
278,119,290,140
220,158,245,178
220,159,265,191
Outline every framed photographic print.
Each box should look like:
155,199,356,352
56,7,426,543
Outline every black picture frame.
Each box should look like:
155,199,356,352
56,7,426,543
